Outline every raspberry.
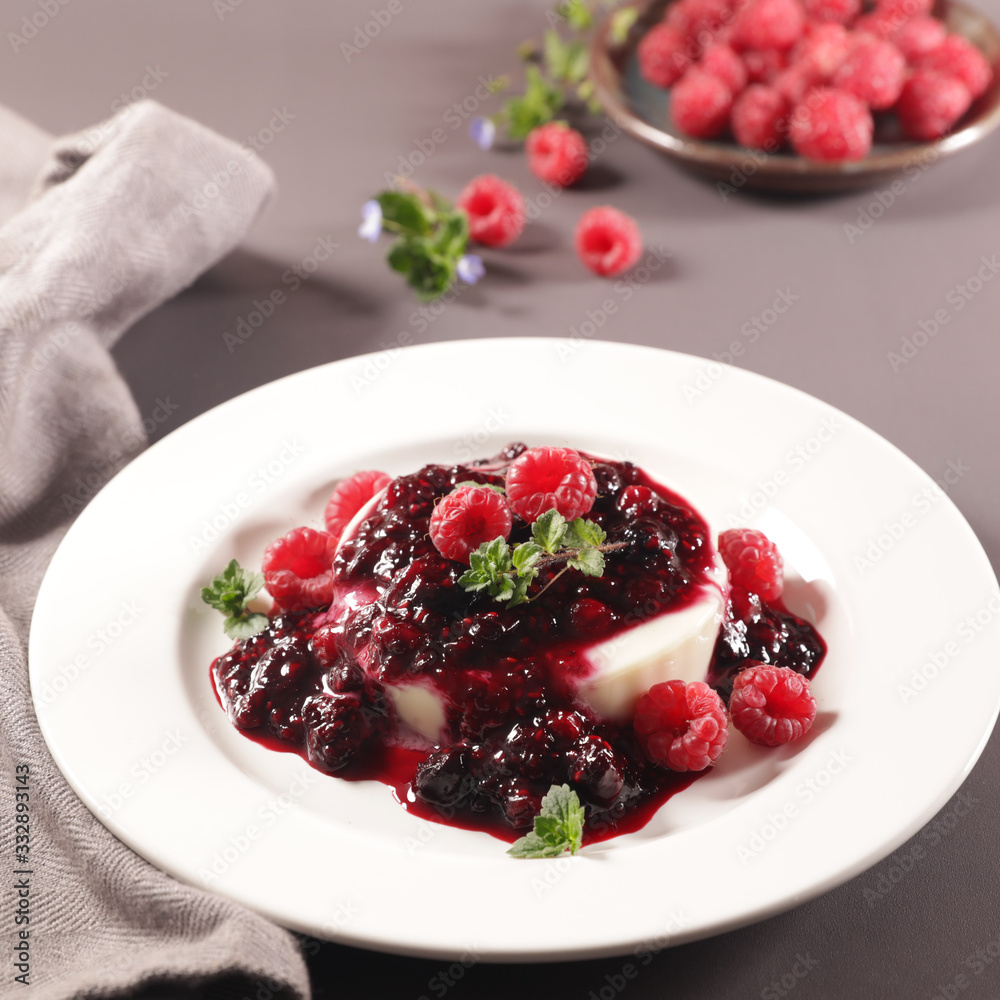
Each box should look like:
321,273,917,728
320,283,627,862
875,0,933,22
505,446,598,523
574,206,643,277
718,527,783,602
428,485,513,563
852,12,896,40
700,43,749,95
729,663,817,746
892,16,947,63
262,526,337,611
788,87,873,160
896,70,972,140
731,84,789,148
916,35,992,100
773,64,819,105
526,122,589,186
671,68,734,138
802,0,859,24
673,0,734,43
831,36,905,109
324,469,391,539
731,0,806,52
634,680,729,771
792,22,851,79
741,46,789,83
456,174,526,248
638,23,691,88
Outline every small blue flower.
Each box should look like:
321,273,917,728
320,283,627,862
457,254,485,285
469,117,496,151
358,199,383,243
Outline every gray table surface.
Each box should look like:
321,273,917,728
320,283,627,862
5,1,1000,997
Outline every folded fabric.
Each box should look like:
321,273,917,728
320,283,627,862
0,100,310,1000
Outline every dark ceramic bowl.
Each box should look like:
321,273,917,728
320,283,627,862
589,0,1000,193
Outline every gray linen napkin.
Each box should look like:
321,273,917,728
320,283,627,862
0,101,311,1000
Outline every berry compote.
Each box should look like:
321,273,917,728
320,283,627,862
210,444,826,845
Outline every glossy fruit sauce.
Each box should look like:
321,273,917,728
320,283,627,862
211,444,826,844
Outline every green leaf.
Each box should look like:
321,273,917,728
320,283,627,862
376,191,432,236
505,575,533,609
224,612,268,641
455,480,506,494
433,209,469,258
543,29,570,79
459,536,516,600
503,65,564,139
564,517,606,549
559,0,593,29
201,559,264,616
506,832,568,859
506,783,585,859
564,40,589,83
202,559,267,640
609,6,640,44
387,238,455,302
532,509,568,554
567,547,605,577
511,540,544,574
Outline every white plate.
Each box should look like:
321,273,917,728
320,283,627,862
29,338,1000,962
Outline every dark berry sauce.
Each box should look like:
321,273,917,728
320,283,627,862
210,444,826,844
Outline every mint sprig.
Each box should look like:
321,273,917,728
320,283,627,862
507,784,585,858
457,508,620,608
360,186,483,302
201,559,268,640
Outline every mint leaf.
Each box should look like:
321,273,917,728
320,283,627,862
506,832,567,859
564,517,606,549
224,612,269,641
532,509,568,553
459,536,516,601
202,559,267,640
503,64,563,139
507,783,585,859
512,540,544,574
505,575,531,608
455,480,506,495
376,191,432,236
387,238,455,302
567,547,605,577
558,0,593,30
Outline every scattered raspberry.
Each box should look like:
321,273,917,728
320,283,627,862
525,122,589,186
456,174,526,248
671,68,734,138
718,527,783,602
792,22,851,79
700,43,749,95
896,70,972,140
634,680,729,771
916,35,992,100
262,526,337,611
429,486,512,564
638,23,692,87
324,470,391,539
729,663,817,746
802,0,860,24
731,0,806,52
788,87,873,160
892,15,946,62
741,46,789,83
832,36,906,109
505,446,598,523
731,84,789,148
574,206,643,278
